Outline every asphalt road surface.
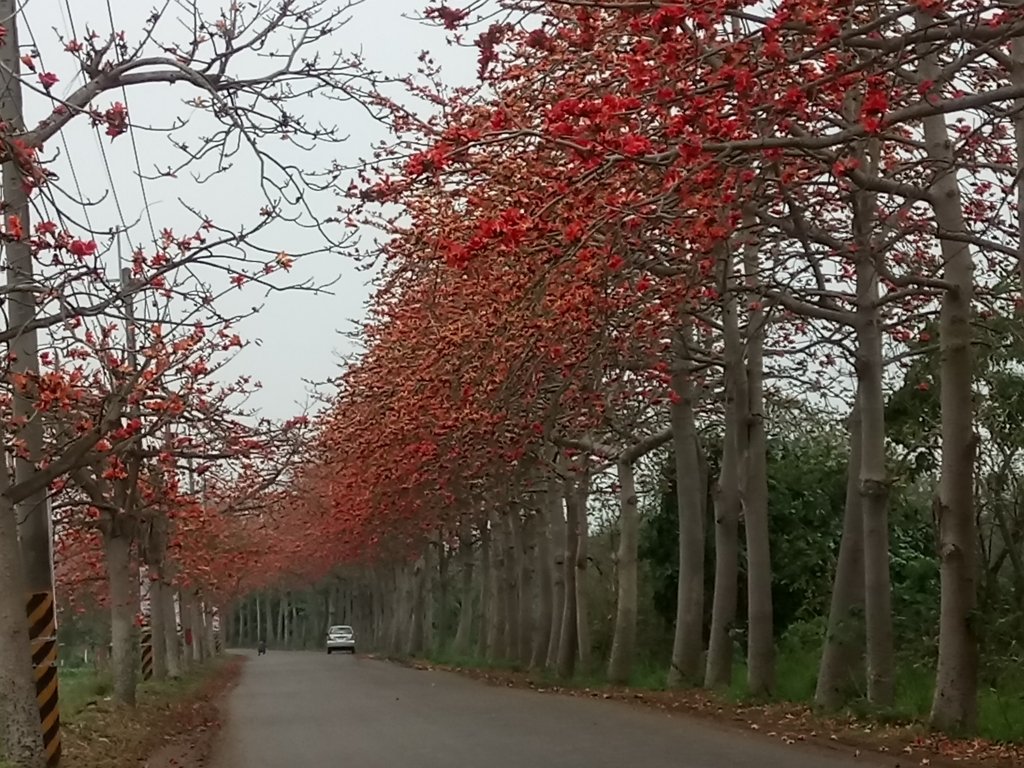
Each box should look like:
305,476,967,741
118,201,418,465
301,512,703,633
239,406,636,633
210,651,874,768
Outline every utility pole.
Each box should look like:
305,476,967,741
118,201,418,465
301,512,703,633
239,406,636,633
0,1,61,764
121,265,157,684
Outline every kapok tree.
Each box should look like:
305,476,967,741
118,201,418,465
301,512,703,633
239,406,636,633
1,2,373,763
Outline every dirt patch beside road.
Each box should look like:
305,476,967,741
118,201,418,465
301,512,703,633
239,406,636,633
59,655,243,768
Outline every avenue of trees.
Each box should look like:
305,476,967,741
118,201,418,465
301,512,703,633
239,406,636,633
7,0,1024,766
0,2,365,766
236,0,1024,746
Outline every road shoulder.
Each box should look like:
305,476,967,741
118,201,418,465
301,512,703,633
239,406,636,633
371,655,1019,768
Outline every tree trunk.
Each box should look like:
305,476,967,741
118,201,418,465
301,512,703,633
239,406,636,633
176,590,190,672
275,594,284,647
501,515,519,660
371,574,384,649
191,594,206,663
514,511,536,666
706,245,746,688
148,576,168,680
816,403,866,708
743,223,775,697
162,580,181,678
575,480,592,672
531,499,554,670
240,600,249,647
145,511,172,679
437,539,450,651
557,472,580,679
204,604,216,658
608,458,640,684
3,19,61,760
918,12,979,730
289,598,298,650
546,480,566,670
423,544,437,653
477,517,492,659
387,567,405,654
262,594,271,646
851,134,894,707
0,490,45,768
487,515,506,660
105,529,138,706
668,336,706,687
407,557,426,656
454,521,476,655
258,598,266,647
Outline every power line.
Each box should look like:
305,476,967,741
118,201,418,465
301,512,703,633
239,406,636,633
19,11,92,234
59,0,136,270
105,0,158,249
100,0,218,323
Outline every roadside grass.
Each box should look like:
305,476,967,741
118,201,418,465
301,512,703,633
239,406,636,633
722,642,1024,745
59,667,113,720
64,656,241,768
414,639,1024,746
2,656,241,768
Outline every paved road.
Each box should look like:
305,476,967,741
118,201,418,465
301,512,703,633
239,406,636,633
210,651,875,768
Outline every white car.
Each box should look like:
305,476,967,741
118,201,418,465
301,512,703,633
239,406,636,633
326,625,356,654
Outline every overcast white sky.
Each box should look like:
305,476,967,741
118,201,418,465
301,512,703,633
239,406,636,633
19,0,479,420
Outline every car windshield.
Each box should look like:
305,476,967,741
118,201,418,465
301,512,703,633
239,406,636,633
328,626,352,634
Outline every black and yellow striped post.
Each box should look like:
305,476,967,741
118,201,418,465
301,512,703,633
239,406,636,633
140,624,154,681
213,608,222,654
27,591,61,767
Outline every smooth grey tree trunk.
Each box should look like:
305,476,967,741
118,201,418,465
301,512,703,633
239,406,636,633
105,530,138,706
191,594,206,663
177,589,191,672
407,558,426,656
369,573,382,648
668,342,706,687
240,600,249,646
706,245,746,688
149,576,168,680
557,474,580,679
531,499,554,670
546,481,566,670
182,591,196,662
575,486,592,672
918,14,979,730
385,569,399,651
262,594,271,646
816,403,866,708
423,546,436,653
276,593,285,648
437,540,450,650
501,516,519,660
608,458,640,684
0,488,45,768
851,134,894,708
515,511,536,666
453,521,476,654
208,604,218,657
487,515,507,660
161,578,181,678
743,224,775,697
478,518,493,659
289,598,298,650
387,567,405,654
